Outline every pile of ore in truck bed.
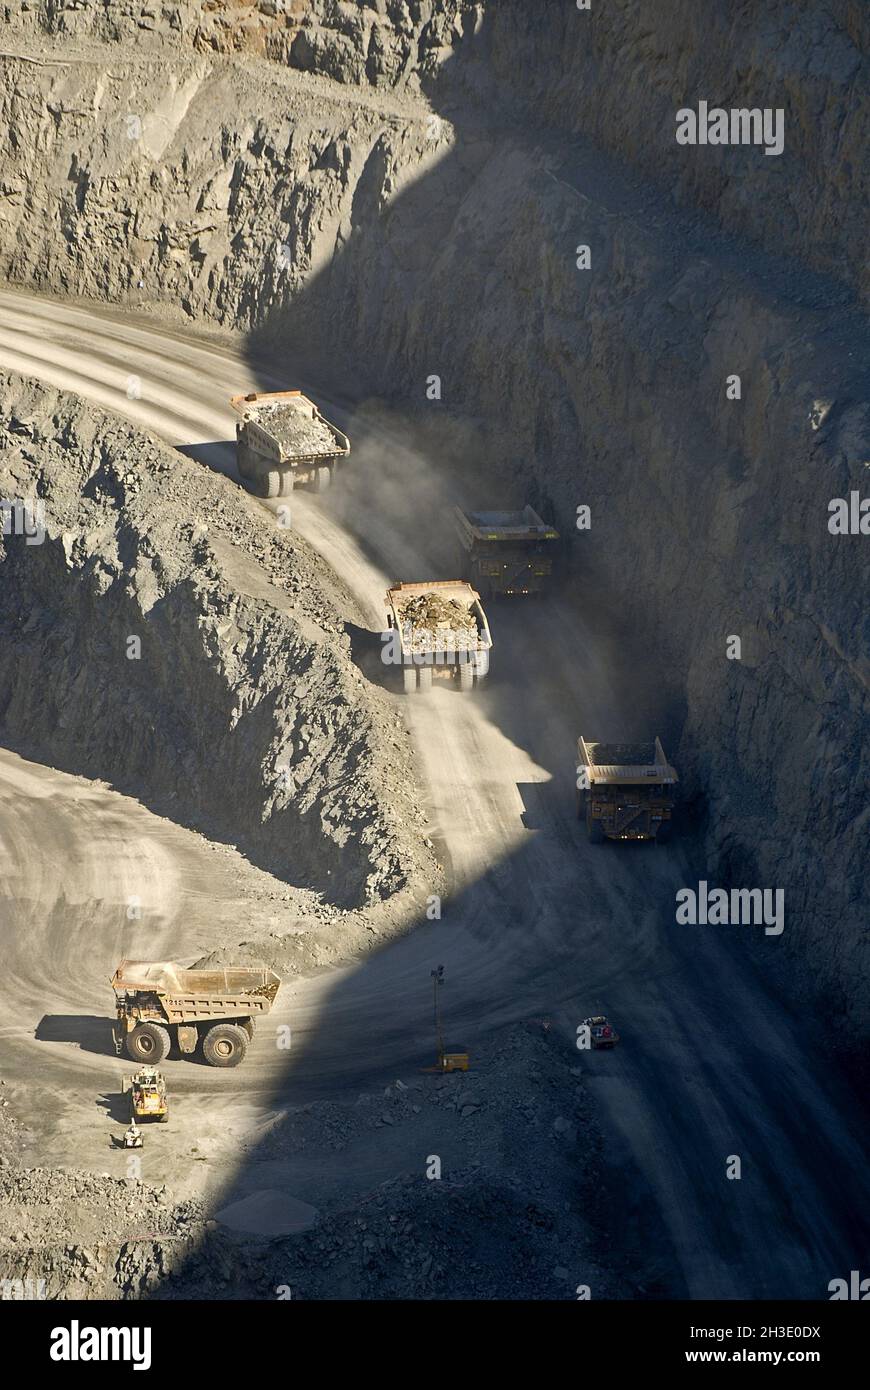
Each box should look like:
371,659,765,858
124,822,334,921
258,400,338,456
397,592,483,652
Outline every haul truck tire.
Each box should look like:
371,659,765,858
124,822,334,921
402,667,416,694
253,469,283,499
240,1018,254,1040
459,659,474,692
576,788,587,820
126,1022,171,1063
202,1022,249,1068
417,664,433,692
314,465,332,493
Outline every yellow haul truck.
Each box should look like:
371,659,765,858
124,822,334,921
576,738,678,843
453,506,559,597
385,580,493,693
231,389,350,499
111,960,281,1069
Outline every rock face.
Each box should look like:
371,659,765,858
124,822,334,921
0,2,867,1048
0,374,434,907
0,0,472,88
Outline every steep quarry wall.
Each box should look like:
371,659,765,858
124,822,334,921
0,29,459,332
454,0,870,304
0,373,435,907
1,0,470,85
0,2,866,1051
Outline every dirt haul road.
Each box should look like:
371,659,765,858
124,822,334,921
0,287,868,1299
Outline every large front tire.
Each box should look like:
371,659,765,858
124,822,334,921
126,1022,171,1064
202,1023,249,1069
459,660,474,692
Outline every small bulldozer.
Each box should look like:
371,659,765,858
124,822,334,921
124,1067,168,1123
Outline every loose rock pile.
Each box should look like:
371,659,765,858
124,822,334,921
0,1026,633,1300
253,399,341,459
397,592,482,653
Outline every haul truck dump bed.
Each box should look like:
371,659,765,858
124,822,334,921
576,738,678,843
231,389,350,499
111,960,281,1069
454,506,559,597
385,580,492,693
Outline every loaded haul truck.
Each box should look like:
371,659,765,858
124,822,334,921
231,389,350,499
111,960,281,1069
385,580,492,693
576,738,678,843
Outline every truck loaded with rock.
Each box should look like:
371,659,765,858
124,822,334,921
232,389,350,497
385,580,493,693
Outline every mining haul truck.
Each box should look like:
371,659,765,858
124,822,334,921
385,580,493,693
231,389,350,499
111,960,282,1068
576,738,678,843
454,506,559,597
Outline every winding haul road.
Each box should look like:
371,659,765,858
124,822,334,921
0,287,867,1298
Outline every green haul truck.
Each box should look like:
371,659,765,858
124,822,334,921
576,738,678,843
111,960,281,1068
453,506,559,597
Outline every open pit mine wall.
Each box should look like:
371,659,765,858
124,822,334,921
0,2,867,1044
0,377,424,908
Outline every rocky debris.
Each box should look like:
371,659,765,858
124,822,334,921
1,1,473,93
0,1025,634,1300
248,396,342,458
0,374,440,910
396,590,480,652
0,30,450,339
0,1078,29,1170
